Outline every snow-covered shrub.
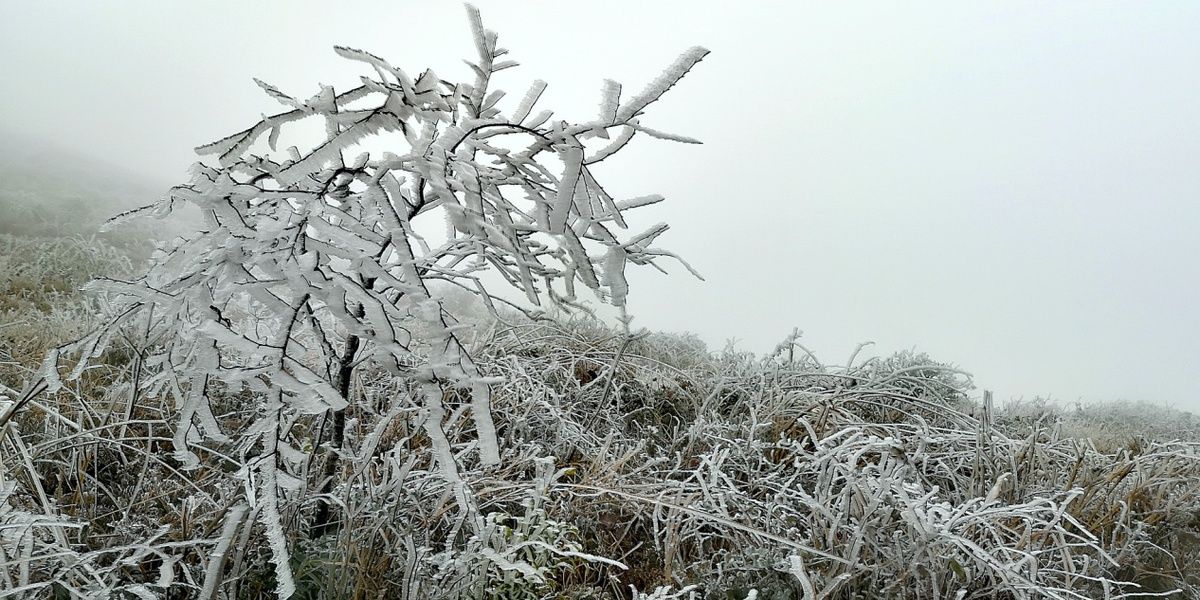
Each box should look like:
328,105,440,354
20,5,707,597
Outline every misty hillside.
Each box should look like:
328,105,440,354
0,132,163,236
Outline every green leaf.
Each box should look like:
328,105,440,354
948,558,968,582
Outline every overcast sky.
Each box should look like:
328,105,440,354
2,1,1197,411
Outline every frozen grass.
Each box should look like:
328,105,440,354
0,234,1197,598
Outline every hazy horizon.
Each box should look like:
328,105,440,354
2,2,1197,411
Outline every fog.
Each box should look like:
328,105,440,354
2,1,1197,411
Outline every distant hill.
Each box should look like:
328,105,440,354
0,132,166,237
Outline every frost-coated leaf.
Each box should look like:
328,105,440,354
631,122,702,144
465,4,489,60
100,202,159,231
599,79,621,125
253,78,304,110
615,194,665,211
585,125,637,165
550,145,584,232
604,244,630,307
482,89,506,112
199,503,248,600
470,381,501,466
38,347,62,395
123,585,158,600
512,79,547,124
616,46,709,122
525,109,553,129
625,222,670,251
420,381,461,482
480,548,544,580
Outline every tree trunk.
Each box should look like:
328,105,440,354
310,309,363,537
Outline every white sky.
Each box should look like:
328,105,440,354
2,1,1198,410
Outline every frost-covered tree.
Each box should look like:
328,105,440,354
40,5,706,596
